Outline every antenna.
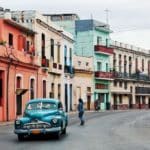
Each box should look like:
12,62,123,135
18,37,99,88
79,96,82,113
104,9,110,24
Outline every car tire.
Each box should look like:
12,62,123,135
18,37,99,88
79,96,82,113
55,131,61,139
17,134,24,141
62,126,66,134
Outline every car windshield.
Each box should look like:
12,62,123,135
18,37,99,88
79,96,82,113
26,102,57,110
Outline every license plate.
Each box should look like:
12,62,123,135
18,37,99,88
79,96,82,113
32,130,40,134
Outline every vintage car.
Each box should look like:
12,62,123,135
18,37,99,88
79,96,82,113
14,98,68,141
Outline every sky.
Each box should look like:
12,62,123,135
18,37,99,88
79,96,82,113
1,0,150,49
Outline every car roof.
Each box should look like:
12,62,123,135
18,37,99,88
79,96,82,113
27,98,60,104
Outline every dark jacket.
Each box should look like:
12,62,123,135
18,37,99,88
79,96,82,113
77,100,84,113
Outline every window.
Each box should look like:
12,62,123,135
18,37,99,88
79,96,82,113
87,87,91,92
51,39,54,59
64,45,67,66
30,79,35,99
58,84,61,100
86,62,89,66
124,81,127,89
41,33,45,57
106,63,108,72
97,36,102,45
57,43,60,63
119,81,122,87
148,60,150,75
119,95,122,104
8,33,13,46
16,76,21,88
69,48,72,66
114,81,117,86
142,59,144,71
130,86,133,93
50,83,54,98
43,80,46,98
135,58,138,72
78,61,81,66
97,62,102,71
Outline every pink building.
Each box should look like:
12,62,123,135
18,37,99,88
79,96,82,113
0,19,48,121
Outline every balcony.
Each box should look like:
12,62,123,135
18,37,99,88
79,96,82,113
113,71,150,81
64,65,74,75
95,71,113,79
48,61,62,75
94,45,113,55
41,57,49,68
135,87,150,95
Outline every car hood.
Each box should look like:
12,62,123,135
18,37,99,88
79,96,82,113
24,109,58,121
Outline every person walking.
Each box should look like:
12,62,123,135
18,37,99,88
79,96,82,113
77,98,85,125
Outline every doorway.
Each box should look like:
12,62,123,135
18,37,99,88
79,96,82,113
16,95,22,115
87,95,91,110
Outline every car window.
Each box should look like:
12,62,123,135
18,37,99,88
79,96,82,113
26,102,57,110
42,102,57,110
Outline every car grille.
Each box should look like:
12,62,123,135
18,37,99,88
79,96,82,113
23,122,51,129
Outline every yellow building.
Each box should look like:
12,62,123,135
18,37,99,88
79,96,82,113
73,55,94,110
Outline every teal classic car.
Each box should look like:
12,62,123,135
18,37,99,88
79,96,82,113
14,98,68,141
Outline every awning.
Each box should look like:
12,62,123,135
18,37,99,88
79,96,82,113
16,88,28,95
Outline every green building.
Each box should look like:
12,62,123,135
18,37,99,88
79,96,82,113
44,14,114,110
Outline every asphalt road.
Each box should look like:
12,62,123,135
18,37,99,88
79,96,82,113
0,110,150,150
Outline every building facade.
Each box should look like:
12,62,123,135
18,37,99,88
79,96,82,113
110,41,150,110
73,55,93,110
11,10,74,112
45,14,114,110
0,18,47,121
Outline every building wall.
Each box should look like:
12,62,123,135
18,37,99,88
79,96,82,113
0,19,47,121
73,55,94,110
110,41,150,110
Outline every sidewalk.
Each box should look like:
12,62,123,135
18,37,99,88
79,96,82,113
0,121,14,126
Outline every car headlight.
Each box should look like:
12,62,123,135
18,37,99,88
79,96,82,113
52,118,58,124
15,120,21,125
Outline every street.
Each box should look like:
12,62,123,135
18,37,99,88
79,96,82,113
0,110,150,150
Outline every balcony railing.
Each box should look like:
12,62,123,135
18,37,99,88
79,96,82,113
95,71,113,78
94,45,113,55
113,71,150,81
135,87,150,94
64,65,74,74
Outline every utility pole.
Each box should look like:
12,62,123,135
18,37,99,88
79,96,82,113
104,9,110,25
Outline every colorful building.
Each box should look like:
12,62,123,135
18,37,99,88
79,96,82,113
11,11,74,112
73,55,93,110
0,19,47,121
46,14,113,110
110,41,150,110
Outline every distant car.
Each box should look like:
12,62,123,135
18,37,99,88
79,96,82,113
14,98,68,141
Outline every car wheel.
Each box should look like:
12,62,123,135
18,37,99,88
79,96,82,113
62,126,66,134
17,134,24,141
55,131,61,139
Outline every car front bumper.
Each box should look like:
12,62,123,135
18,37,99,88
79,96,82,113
14,127,61,135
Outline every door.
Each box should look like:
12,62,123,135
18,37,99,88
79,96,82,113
87,95,91,110
16,95,22,115
129,96,133,109
65,84,68,112
113,95,117,110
